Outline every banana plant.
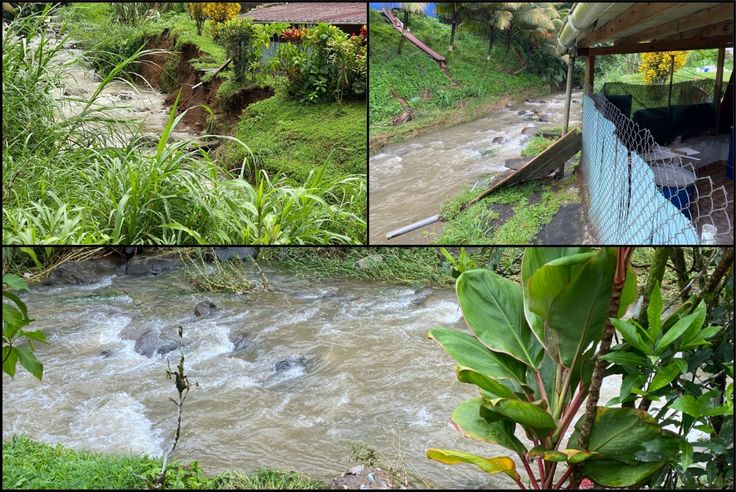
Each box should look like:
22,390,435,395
427,247,679,489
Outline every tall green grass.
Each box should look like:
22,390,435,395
2,6,365,245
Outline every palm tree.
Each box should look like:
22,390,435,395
462,2,520,58
397,3,428,55
501,3,559,55
435,2,472,52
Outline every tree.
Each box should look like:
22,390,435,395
187,2,207,36
639,51,689,84
396,3,427,55
435,2,472,52
202,2,241,37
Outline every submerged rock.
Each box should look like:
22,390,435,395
331,465,396,490
229,332,254,354
213,247,259,261
275,355,307,374
125,255,177,276
492,136,506,144
521,126,537,136
194,300,217,317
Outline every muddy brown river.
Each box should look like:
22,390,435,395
2,264,627,488
369,92,583,244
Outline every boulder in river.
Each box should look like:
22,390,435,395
63,86,88,97
492,136,506,144
42,257,125,286
134,329,178,358
355,254,383,271
194,300,217,317
125,255,177,276
331,465,396,489
213,247,259,261
229,332,254,354
521,126,537,136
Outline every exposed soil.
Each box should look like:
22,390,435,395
141,31,274,132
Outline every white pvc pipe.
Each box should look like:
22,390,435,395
386,215,441,239
556,2,616,55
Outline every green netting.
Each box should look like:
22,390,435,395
602,80,717,144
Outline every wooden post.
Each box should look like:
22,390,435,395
558,56,576,179
714,47,726,133
584,56,596,95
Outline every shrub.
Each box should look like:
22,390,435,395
187,2,207,36
640,51,689,84
218,17,258,83
273,23,367,103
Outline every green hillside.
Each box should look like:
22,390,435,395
369,8,549,151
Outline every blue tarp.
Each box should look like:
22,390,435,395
369,3,437,17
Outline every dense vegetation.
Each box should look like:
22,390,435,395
429,247,734,490
369,3,578,151
2,3,367,244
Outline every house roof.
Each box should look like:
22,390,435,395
244,3,367,25
557,2,734,56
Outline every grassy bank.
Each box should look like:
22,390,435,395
369,8,549,152
224,94,366,185
2,435,324,490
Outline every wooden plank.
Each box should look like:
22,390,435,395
579,2,685,47
617,3,733,44
381,8,446,63
578,35,733,56
656,19,734,42
460,131,582,211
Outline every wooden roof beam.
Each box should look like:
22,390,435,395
579,2,685,47
618,3,734,44
655,19,733,42
578,35,733,56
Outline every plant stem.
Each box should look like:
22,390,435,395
544,462,558,489
534,370,550,408
520,454,539,490
572,247,634,487
552,382,585,446
553,466,574,489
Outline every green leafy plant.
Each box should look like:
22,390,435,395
427,247,683,489
2,274,46,380
218,17,258,83
605,281,733,489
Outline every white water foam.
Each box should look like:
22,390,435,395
70,392,164,456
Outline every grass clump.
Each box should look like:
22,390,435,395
2,435,324,490
520,135,555,158
438,177,581,245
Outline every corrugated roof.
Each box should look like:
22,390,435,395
244,3,367,24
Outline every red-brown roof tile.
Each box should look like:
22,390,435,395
244,2,366,25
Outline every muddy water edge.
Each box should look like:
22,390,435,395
369,91,584,244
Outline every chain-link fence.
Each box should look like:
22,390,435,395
581,93,733,245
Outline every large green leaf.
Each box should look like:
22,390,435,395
520,247,590,286
582,459,664,487
456,269,543,368
481,398,556,434
3,273,29,291
569,407,662,465
617,266,638,318
456,368,517,399
654,311,700,353
524,248,616,368
646,283,663,340
427,449,519,480
15,346,43,381
428,328,527,386
648,358,687,392
450,398,527,455
611,318,653,355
